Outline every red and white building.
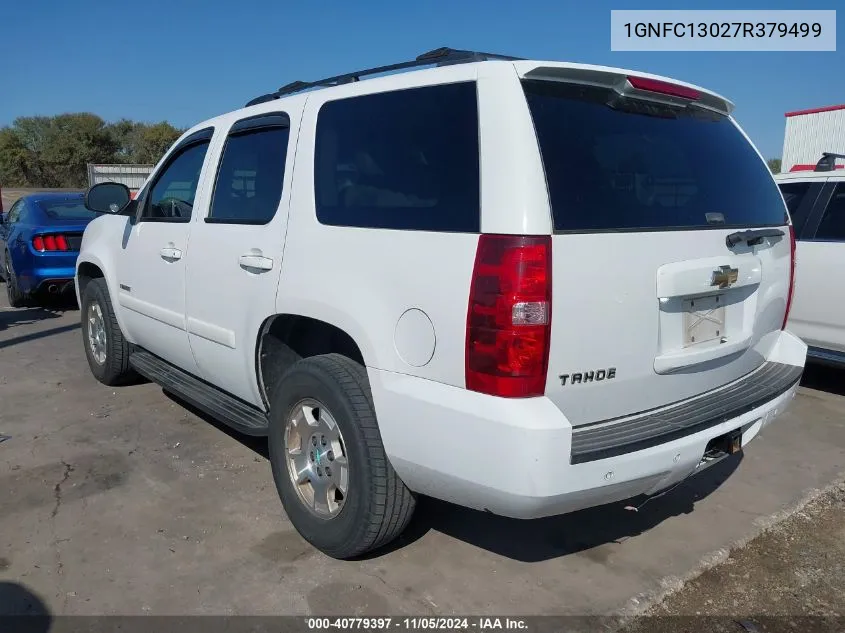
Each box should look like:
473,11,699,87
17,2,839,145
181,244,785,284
781,104,845,172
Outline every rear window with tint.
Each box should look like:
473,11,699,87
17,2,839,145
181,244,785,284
38,200,99,220
523,80,787,232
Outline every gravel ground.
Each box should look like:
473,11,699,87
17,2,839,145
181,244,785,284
623,483,845,633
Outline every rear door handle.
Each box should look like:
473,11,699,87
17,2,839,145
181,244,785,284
239,254,273,271
160,246,182,261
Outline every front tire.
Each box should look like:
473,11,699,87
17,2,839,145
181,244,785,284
81,278,137,386
268,354,415,559
4,252,27,308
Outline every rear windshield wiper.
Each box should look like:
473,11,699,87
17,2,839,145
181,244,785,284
726,228,785,248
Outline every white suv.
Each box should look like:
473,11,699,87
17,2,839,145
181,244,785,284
75,48,807,559
776,153,845,365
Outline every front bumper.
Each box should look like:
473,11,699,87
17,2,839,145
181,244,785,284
369,330,807,519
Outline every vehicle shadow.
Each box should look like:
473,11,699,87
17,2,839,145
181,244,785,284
161,390,269,459
381,454,743,563
0,581,52,630
161,384,742,563
0,306,63,333
800,362,845,397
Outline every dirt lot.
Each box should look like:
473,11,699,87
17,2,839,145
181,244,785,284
1,290,845,619
623,483,845,632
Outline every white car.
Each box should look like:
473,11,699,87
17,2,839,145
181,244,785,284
75,47,807,559
776,154,845,365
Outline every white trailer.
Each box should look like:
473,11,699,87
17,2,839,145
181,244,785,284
87,163,154,193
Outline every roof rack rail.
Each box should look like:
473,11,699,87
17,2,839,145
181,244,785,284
815,152,845,172
245,47,522,107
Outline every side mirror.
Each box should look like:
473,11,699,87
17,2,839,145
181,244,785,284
85,182,131,214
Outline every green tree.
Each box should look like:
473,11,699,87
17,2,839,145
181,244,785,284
767,158,782,175
2,116,54,185
0,114,182,188
39,113,118,187
0,127,41,186
107,119,145,163
135,122,183,164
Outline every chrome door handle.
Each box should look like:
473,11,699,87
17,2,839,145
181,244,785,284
239,254,273,271
160,246,182,261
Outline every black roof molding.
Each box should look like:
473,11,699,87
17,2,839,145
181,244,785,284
245,47,522,107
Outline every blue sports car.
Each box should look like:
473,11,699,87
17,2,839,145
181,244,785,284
0,191,102,307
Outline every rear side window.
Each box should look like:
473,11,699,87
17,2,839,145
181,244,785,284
777,181,818,236
815,183,845,241
523,80,787,232
314,82,480,232
209,119,290,224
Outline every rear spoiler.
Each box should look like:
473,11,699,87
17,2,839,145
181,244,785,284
520,65,734,117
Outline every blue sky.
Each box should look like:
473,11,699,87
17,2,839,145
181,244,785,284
1,0,841,159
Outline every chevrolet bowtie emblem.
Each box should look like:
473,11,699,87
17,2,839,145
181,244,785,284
711,265,739,289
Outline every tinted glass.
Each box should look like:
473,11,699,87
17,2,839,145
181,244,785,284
314,82,480,232
144,141,210,221
815,183,845,241
777,181,816,236
523,80,787,232
38,200,99,220
210,126,289,223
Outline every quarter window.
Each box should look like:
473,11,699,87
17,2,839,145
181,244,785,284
7,200,24,223
314,82,480,232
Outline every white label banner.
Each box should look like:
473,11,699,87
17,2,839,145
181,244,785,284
610,10,836,51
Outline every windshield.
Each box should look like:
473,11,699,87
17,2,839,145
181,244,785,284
38,200,101,220
522,80,788,232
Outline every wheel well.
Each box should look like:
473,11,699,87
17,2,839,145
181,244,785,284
76,262,104,297
257,315,365,406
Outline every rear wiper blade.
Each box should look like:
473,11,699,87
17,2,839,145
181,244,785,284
726,228,785,248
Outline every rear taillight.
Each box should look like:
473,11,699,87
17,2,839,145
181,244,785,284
782,224,796,330
466,234,552,398
627,76,701,101
32,234,71,252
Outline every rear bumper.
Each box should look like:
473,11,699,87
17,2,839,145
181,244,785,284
370,329,807,519
16,257,77,294
806,346,845,368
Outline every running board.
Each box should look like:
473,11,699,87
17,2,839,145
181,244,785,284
807,346,845,368
129,349,269,436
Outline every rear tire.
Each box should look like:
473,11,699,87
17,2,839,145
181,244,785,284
81,278,137,386
4,252,26,308
268,354,415,559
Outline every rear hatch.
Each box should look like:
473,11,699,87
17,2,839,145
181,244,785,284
521,68,792,426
